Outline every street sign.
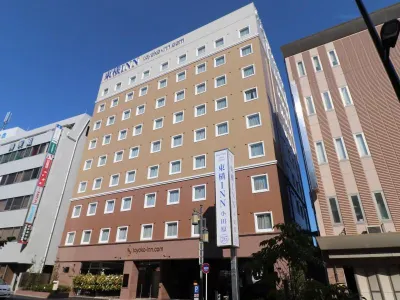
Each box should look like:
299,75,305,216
202,263,210,274
48,142,57,155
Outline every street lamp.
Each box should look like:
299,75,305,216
192,205,208,300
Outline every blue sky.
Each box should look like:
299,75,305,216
0,0,397,229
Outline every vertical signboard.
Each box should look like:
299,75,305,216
19,124,63,244
228,151,240,247
215,150,232,247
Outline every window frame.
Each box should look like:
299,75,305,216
240,44,253,57
196,62,207,75
129,76,136,85
196,45,206,57
175,89,185,102
150,140,162,153
129,146,140,159
133,124,143,136
167,188,180,205
333,137,348,161
195,82,207,95
214,54,226,67
296,60,306,77
191,223,200,238
178,54,187,64
353,133,371,157
194,127,206,142
315,141,328,164
153,117,164,130
251,174,269,193
136,104,146,116
339,86,353,106
171,134,183,148
158,78,168,89
215,121,229,137
248,141,265,159
142,70,150,79
88,139,97,150
144,192,157,208
71,205,82,218
93,120,102,131
106,115,116,126
118,129,128,141
110,97,119,108
114,82,122,91
321,91,334,111
92,177,103,190
102,134,112,146
328,49,340,67
139,86,148,97
243,87,258,102
173,111,184,124
328,196,342,224
65,231,76,246
349,194,365,223
116,226,128,242
83,159,93,171
121,196,132,211
147,165,159,179
311,55,323,72
104,199,115,214
164,221,179,239
215,74,227,88
215,97,228,111
195,103,207,117
169,160,182,175
193,154,206,170
140,223,154,240
125,91,134,102
241,64,255,78
214,37,224,48
305,96,316,116
122,109,131,121
125,170,136,184
155,96,166,109
99,228,111,244
160,61,169,71
113,150,124,163
239,26,250,38
102,88,109,96
98,103,105,113
254,212,274,233
192,184,206,201
87,202,98,216
372,191,391,221
97,155,107,167
176,70,186,82
109,173,120,187
80,230,92,245
246,112,262,129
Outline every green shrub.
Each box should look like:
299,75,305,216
72,273,122,291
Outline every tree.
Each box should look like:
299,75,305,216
249,223,361,300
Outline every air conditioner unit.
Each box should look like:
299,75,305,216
366,225,384,234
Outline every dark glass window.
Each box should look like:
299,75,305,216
5,173,16,185
31,145,40,156
22,169,33,181
39,143,48,154
11,197,23,210
15,172,24,183
4,199,13,210
32,168,41,179
22,195,31,208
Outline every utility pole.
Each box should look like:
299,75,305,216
354,0,400,101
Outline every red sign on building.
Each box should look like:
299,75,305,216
37,156,53,187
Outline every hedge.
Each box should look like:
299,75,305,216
73,274,123,291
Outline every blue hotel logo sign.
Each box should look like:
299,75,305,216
102,38,185,82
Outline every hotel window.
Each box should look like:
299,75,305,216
109,174,120,187
116,226,128,242
81,230,91,245
242,65,255,78
315,141,328,164
122,109,131,121
158,78,167,89
93,120,101,131
249,141,265,158
354,133,370,157
193,184,206,201
87,202,97,216
115,82,121,91
192,224,200,237
161,61,169,71
65,232,75,246
99,228,110,243
328,197,342,224
106,115,115,126
239,26,250,38
197,45,206,56
165,221,178,239
98,155,107,167
156,97,165,108
246,112,261,128
196,63,206,74
171,134,183,148
214,55,225,67
334,137,348,160
102,88,109,96
176,71,186,82
254,212,273,233
104,200,115,214
339,86,353,106
194,128,206,142
215,75,226,87
121,197,132,211
350,194,365,223
195,104,206,117
322,91,334,111
98,103,105,113
144,193,156,208
196,82,206,95
175,90,185,102
118,129,127,141
215,97,227,111
374,191,390,220
194,154,206,170
142,70,150,79
133,124,143,136
328,49,340,66
312,56,322,72
78,182,87,193
129,146,140,159
125,92,134,102
151,140,161,153
297,61,306,77
114,150,124,162
178,54,187,64
244,87,258,101
88,139,97,150
153,118,164,130
92,178,102,190
111,98,119,108
167,189,180,205
125,170,136,183
216,122,229,136
83,159,92,171
215,38,224,48
103,134,111,145
305,96,316,115
129,76,136,85
173,111,184,123
141,224,153,240
139,86,148,97
136,104,145,115
169,160,181,175
240,44,253,57
148,165,159,179
72,205,82,218
251,174,269,193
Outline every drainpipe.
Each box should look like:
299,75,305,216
39,119,90,273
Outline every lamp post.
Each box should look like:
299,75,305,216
192,205,209,300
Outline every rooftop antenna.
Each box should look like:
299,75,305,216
1,112,12,131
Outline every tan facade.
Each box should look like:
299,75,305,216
283,3,400,299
